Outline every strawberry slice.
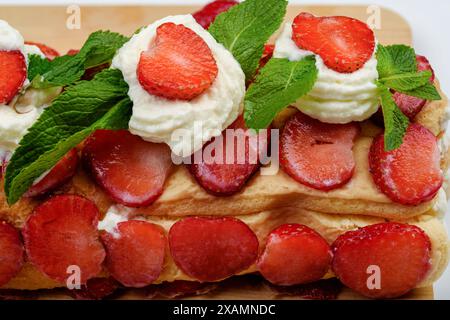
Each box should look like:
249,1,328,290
25,148,79,197
369,123,442,205
292,13,375,73
83,130,173,207
257,224,332,286
193,0,238,29
189,116,269,196
393,55,436,120
25,41,60,60
0,50,26,104
332,222,431,299
280,112,360,191
101,220,166,288
70,277,119,300
66,49,79,56
0,221,24,287
137,22,218,101
259,44,275,69
169,217,259,282
23,195,105,284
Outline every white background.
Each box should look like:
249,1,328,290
3,0,450,299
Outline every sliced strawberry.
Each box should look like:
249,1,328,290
137,22,218,101
23,195,105,284
0,50,26,104
25,41,60,60
66,49,80,56
332,223,431,299
0,151,11,179
169,217,259,282
189,116,269,196
257,224,332,286
70,277,119,300
280,112,360,191
292,12,375,73
83,130,172,207
25,148,79,197
101,220,166,288
392,55,436,120
369,123,442,205
193,0,238,29
259,44,275,69
0,221,24,287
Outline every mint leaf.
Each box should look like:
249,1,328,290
29,31,129,89
27,54,52,82
396,82,442,101
380,71,432,91
376,44,417,78
244,56,318,129
5,69,131,205
209,0,287,81
377,82,409,151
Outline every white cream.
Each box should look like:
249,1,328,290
0,21,61,154
98,205,132,238
433,188,448,218
273,22,379,124
112,15,245,157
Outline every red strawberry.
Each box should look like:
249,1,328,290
83,130,173,207
66,49,80,56
257,224,332,286
332,223,431,299
23,195,105,284
193,0,238,29
259,44,274,69
70,277,119,300
25,41,60,60
25,148,79,197
280,112,360,191
393,55,436,120
369,123,442,205
0,50,26,104
189,116,269,196
137,22,218,101
169,217,259,282
0,151,11,179
0,221,24,287
292,13,375,73
101,220,166,288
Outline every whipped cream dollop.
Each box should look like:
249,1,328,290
273,22,379,124
0,20,53,153
112,15,246,157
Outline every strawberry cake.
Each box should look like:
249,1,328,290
0,0,449,300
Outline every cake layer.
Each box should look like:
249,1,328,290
2,207,448,290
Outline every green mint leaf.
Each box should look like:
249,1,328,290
27,54,52,82
396,82,442,101
376,44,417,78
209,0,287,81
244,56,318,129
5,69,131,205
78,30,129,68
380,70,432,91
377,82,409,151
30,31,129,89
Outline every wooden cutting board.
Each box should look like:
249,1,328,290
0,5,429,300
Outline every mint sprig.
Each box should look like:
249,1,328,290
5,69,132,205
28,31,129,89
244,56,318,129
209,0,287,81
375,44,441,150
377,83,409,151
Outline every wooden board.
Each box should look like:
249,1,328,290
0,5,428,300
0,5,412,53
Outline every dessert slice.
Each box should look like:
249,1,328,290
0,0,448,300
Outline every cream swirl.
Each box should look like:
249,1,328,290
273,22,379,124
